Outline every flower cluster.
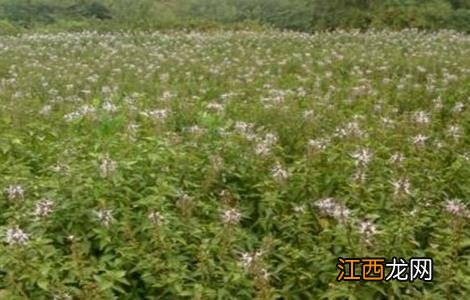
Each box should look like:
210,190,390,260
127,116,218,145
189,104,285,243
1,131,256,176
314,197,351,221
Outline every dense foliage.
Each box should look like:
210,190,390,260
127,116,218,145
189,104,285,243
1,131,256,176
0,29,469,298
0,0,469,32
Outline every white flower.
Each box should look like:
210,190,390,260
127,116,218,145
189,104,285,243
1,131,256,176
358,220,377,237
413,111,430,125
79,105,95,114
254,133,278,156
53,293,72,300
33,198,54,218
95,209,113,226
63,104,95,122
392,178,411,196
351,148,373,166
148,211,165,225
186,125,205,134
222,208,242,225
447,125,461,140
240,250,263,268
147,109,169,120
240,252,255,268
416,66,427,73
293,204,306,213
211,155,224,170
314,197,335,211
308,139,327,151
444,199,468,217
102,101,118,112
303,110,314,119
100,155,117,177
353,169,367,182
127,123,140,138
373,104,383,113
5,227,29,245
254,142,271,156
4,185,24,201
433,97,443,110
335,121,365,138
453,102,464,113
389,152,405,164
101,86,113,95
332,205,351,220
206,102,224,113
64,111,81,122
412,134,428,147
160,73,169,83
381,117,394,127
40,104,52,115
314,197,350,220
51,163,70,175
161,91,175,101
271,163,290,182
234,121,254,135
463,152,470,161
263,133,278,145
260,268,270,280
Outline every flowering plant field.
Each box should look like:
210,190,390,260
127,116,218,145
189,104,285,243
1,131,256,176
0,29,469,299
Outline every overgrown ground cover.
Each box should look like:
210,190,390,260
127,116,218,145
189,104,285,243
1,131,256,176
0,29,469,299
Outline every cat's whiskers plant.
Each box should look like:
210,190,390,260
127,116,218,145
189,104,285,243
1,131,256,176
0,29,468,298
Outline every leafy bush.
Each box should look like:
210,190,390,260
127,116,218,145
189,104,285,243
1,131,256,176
450,9,470,32
0,1,113,28
0,19,21,35
370,0,454,30
0,2,56,26
311,0,372,30
66,2,112,20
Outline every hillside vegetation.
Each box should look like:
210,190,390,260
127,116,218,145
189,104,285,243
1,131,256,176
0,0,469,33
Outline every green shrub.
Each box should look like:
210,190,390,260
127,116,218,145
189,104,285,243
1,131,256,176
311,0,373,30
0,1,113,28
66,2,112,20
0,2,56,26
449,9,470,32
370,0,454,30
0,19,21,35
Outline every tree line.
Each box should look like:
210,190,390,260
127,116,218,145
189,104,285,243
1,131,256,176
0,0,469,33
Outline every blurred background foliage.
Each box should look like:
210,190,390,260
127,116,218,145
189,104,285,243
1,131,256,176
0,0,469,33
